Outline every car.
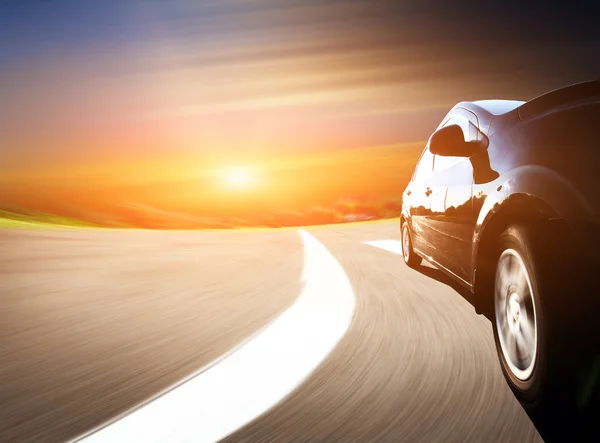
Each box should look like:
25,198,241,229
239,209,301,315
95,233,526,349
400,79,600,424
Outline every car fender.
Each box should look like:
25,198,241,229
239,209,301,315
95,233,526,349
471,165,596,282
401,205,411,222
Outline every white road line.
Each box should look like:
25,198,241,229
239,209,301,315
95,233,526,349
363,240,403,255
74,230,356,443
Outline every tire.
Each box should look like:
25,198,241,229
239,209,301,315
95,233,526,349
491,223,599,440
401,220,422,268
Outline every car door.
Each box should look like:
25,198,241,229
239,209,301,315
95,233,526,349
426,111,479,282
404,146,435,255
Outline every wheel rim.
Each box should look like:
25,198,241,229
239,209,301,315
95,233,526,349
402,225,410,261
495,249,538,381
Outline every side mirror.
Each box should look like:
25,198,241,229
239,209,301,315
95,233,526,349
429,124,479,157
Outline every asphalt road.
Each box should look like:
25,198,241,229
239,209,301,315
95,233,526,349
0,220,544,442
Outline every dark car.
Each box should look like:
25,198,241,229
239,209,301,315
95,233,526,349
400,80,600,422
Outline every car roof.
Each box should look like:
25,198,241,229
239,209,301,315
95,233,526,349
471,100,525,115
452,99,524,118
447,100,524,129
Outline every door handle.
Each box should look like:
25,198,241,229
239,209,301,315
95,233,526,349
425,188,432,197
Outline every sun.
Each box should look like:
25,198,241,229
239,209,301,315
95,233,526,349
222,166,254,188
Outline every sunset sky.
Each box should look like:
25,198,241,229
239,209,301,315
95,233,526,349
1,0,599,225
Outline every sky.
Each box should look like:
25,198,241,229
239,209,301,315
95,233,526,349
0,0,599,221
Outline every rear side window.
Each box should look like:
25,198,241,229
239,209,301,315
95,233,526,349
413,147,434,181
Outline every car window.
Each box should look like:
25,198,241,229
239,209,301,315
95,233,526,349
413,147,434,182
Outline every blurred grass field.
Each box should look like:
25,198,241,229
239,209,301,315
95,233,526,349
0,196,403,230
0,210,102,229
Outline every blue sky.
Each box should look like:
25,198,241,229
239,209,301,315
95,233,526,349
0,0,146,63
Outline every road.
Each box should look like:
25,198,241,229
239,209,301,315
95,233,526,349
0,220,543,442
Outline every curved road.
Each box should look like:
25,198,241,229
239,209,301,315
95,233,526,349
1,220,544,442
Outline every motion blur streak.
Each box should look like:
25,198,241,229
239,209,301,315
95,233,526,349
75,230,355,443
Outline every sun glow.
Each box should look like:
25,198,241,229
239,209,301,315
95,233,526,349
222,166,254,188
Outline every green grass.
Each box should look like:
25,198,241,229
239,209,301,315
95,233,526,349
0,217,92,230
0,210,103,230
0,217,51,229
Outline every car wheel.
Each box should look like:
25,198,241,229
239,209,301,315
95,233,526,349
492,223,599,439
493,241,544,399
401,220,422,267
